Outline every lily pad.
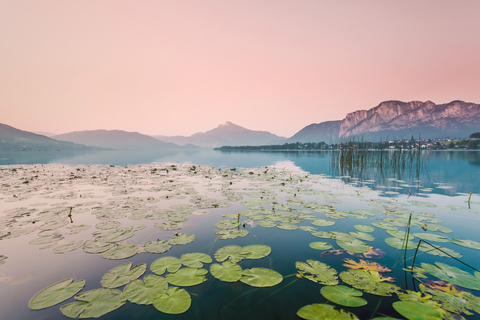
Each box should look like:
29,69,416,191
124,275,168,305
168,234,195,245
240,268,283,287
385,237,417,250
387,229,414,240
144,239,172,254
210,261,242,282
276,223,298,230
320,285,367,307
151,256,182,275
215,245,244,263
239,245,271,259
60,288,126,318
421,262,480,290
354,225,374,232
336,239,370,253
418,243,462,258
299,226,317,232
297,304,359,320
152,287,191,314
258,220,276,228
311,219,335,227
392,301,443,320
53,240,84,254
450,238,480,250
82,240,114,254
29,278,86,310
296,260,338,285
413,233,450,243
216,229,249,239
101,262,146,288
309,242,333,250
165,268,208,286
349,232,374,242
96,221,120,230
100,243,138,260
180,253,212,268
371,222,397,230
340,270,400,296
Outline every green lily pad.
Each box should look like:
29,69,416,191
340,270,400,296
239,245,271,259
96,221,120,230
354,225,374,232
309,242,333,250
371,222,397,230
151,256,182,275
349,232,374,242
258,220,276,228
215,219,239,230
180,253,212,268
216,229,249,239
100,243,138,260
421,262,480,290
53,240,84,254
166,268,208,286
296,260,338,285
336,239,370,253
98,227,134,243
154,222,180,230
450,238,480,250
385,237,417,250
392,301,443,320
124,275,168,305
387,229,414,240
276,223,299,230
152,287,191,314
60,288,126,318
297,304,359,320
421,282,480,315
101,263,146,288
168,234,195,245
82,240,114,254
413,233,450,242
144,239,172,253
320,285,367,307
299,226,317,232
325,212,349,219
29,278,86,310
240,268,283,287
311,219,335,227
210,261,242,282
215,245,244,263
426,224,452,233
418,243,462,258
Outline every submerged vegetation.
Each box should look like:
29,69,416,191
0,163,479,319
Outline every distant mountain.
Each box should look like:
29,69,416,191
339,100,480,140
286,121,341,143
32,131,57,137
53,130,181,150
153,121,285,148
0,123,93,151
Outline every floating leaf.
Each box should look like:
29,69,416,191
297,304,359,320
101,262,146,288
420,282,480,315
144,240,172,254
215,219,239,230
29,278,86,310
53,240,84,254
82,240,114,254
337,239,370,253
154,222,180,230
392,301,443,320
350,232,374,241
276,223,298,230
343,259,391,272
215,245,244,263
168,234,195,245
387,229,414,240
60,288,126,318
258,220,276,228
450,238,480,250
413,233,450,243
124,275,168,305
166,268,208,286
385,237,417,250
151,256,182,275
95,221,120,230
418,243,462,258
100,243,138,260
309,242,333,250
354,225,374,232
311,219,335,227
320,285,367,307
216,229,249,239
363,247,386,258
300,226,317,232
340,270,400,296
240,268,283,287
296,260,338,285
152,287,191,314
239,245,271,259
210,261,242,282
371,222,397,230
421,263,480,290
180,253,212,268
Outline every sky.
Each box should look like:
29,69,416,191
1,1,480,138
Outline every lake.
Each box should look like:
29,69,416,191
1,150,480,320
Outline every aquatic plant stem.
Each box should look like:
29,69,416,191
403,214,412,262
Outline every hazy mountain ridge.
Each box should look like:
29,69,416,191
153,121,285,148
286,121,341,143
53,130,182,150
0,123,93,151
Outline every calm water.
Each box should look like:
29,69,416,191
1,151,480,320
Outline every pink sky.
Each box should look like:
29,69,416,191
1,1,480,137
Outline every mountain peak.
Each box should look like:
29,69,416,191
218,121,237,128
